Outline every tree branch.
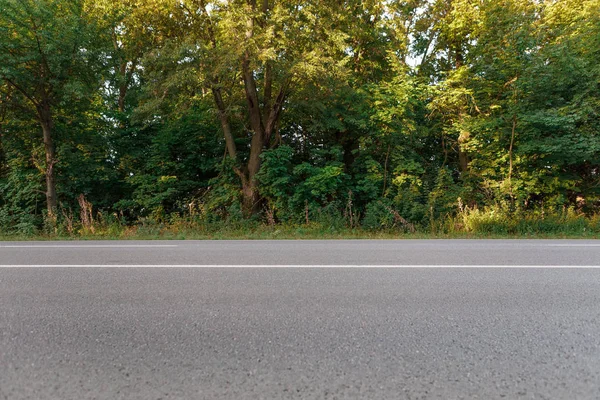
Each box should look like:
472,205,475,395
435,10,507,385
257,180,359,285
211,86,237,160
264,80,288,144
2,78,39,108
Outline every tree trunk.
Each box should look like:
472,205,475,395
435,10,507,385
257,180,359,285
0,108,6,176
240,12,265,216
39,104,57,219
508,114,517,204
242,179,260,215
208,0,287,216
0,129,5,177
335,131,358,172
212,87,238,160
118,62,127,113
213,84,262,215
458,130,469,174
455,44,469,175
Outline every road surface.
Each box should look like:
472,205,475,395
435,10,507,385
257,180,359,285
1,240,600,399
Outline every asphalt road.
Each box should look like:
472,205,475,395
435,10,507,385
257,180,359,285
1,240,600,399
1,239,600,265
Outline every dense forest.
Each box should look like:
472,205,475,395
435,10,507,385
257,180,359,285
0,0,599,236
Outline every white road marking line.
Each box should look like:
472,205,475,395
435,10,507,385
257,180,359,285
0,245,178,248
0,264,599,268
547,244,600,247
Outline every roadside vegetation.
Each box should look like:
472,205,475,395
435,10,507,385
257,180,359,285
1,206,598,240
1,0,599,240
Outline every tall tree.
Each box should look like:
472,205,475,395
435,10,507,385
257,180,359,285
0,0,100,220
135,0,348,213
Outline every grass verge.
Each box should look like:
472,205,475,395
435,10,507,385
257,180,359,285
1,207,599,240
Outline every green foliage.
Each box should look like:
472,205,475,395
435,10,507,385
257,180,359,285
450,205,597,237
0,0,598,235
0,165,43,235
116,104,222,217
258,145,351,222
256,145,294,216
362,199,397,231
428,167,463,219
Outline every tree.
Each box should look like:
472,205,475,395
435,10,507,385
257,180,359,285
134,0,349,214
0,0,101,221
0,0,598,232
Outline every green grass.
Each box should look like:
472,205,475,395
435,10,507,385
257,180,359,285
1,221,599,241
1,207,598,240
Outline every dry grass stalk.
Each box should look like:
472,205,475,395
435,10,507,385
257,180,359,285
78,194,95,233
380,201,416,233
305,200,309,225
60,206,75,235
265,206,276,226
